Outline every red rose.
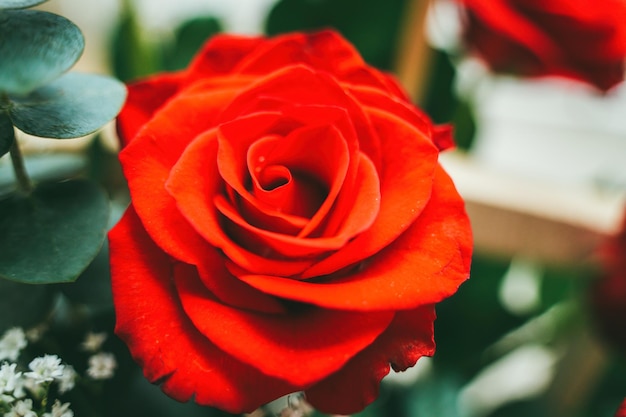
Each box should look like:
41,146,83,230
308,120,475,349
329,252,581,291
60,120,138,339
590,210,626,353
617,398,626,417
459,0,626,91
109,30,472,414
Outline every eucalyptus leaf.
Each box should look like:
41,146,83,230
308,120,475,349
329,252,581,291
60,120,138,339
0,179,109,284
0,111,13,157
9,72,127,139
0,10,84,95
59,201,125,312
0,0,47,10
0,153,87,197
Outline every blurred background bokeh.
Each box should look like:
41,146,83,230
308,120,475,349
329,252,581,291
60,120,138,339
7,0,626,416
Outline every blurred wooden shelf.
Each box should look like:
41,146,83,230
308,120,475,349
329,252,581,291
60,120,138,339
440,151,626,264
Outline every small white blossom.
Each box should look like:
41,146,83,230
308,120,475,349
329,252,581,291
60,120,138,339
10,376,29,400
4,398,36,417
0,393,15,404
56,366,76,394
80,332,107,353
0,329,27,362
86,352,116,380
0,363,21,394
24,355,64,384
42,400,73,417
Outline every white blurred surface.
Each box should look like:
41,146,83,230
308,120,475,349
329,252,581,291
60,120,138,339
457,344,559,417
466,70,626,190
45,0,279,73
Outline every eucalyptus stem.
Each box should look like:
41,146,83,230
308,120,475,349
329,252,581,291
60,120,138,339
9,135,33,194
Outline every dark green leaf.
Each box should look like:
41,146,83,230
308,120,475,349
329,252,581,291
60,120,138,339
0,153,87,196
266,0,407,70
9,72,127,139
420,49,457,122
0,10,84,94
489,400,548,417
111,1,163,81
164,16,222,71
105,370,226,417
420,49,476,150
0,179,109,284
0,278,54,332
58,201,126,312
0,111,13,157
0,0,47,10
434,253,525,376
405,372,464,417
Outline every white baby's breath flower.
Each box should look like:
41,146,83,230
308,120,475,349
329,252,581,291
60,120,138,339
0,329,27,362
57,366,76,394
0,363,21,394
24,355,64,384
1,393,15,404
86,352,116,380
80,332,107,353
10,376,30,400
42,400,73,417
4,398,36,417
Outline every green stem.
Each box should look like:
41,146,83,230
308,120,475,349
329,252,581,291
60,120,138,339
9,135,33,194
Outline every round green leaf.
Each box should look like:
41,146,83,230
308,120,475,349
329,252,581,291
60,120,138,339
0,112,13,157
0,179,109,284
9,72,127,139
0,9,84,95
0,153,87,197
0,0,48,10
58,201,125,312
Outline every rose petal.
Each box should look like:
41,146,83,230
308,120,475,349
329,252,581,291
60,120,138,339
306,306,436,414
109,207,296,413
342,66,410,100
174,263,395,386
234,123,348,220
347,84,433,141
238,166,472,310
213,149,379,258
247,125,347,221
248,103,365,237
193,245,287,314
116,72,185,147
187,33,266,76
463,0,557,59
221,65,382,170
233,30,365,76
318,151,381,239
165,128,316,276
348,85,456,151
432,124,456,152
120,85,244,265
301,107,439,278
217,103,367,237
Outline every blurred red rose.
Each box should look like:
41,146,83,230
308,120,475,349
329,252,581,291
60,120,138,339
590,210,626,352
616,398,626,417
459,0,626,91
109,30,472,414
